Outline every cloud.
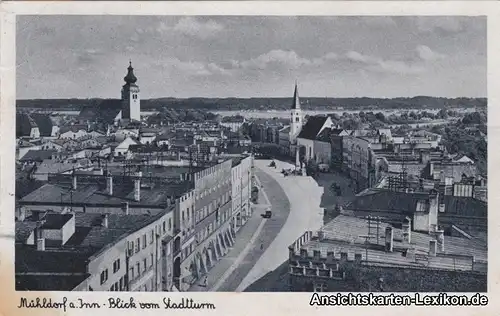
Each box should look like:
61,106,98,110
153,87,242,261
239,50,316,70
345,51,425,75
369,60,425,75
346,51,378,64
157,17,224,39
233,49,340,72
153,58,231,77
416,45,446,62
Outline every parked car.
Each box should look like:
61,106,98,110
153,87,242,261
261,210,272,218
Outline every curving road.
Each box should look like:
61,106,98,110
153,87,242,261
236,159,324,291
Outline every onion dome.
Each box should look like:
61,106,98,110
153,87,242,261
124,61,137,84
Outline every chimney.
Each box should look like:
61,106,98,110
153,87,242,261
326,251,335,262
102,214,109,228
385,226,394,252
72,173,77,190
436,228,445,252
18,207,26,222
106,172,113,196
429,239,437,256
134,172,142,202
317,230,325,241
122,202,129,215
37,237,45,251
420,151,430,164
402,218,411,243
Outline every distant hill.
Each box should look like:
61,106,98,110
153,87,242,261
16,96,487,112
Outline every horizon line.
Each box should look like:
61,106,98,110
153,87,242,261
16,95,488,101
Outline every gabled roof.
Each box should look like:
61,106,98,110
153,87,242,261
79,99,122,124
297,116,329,140
30,114,56,137
330,129,348,136
345,189,487,219
377,129,392,138
442,195,487,217
59,125,87,134
345,190,428,215
16,113,38,137
19,150,56,163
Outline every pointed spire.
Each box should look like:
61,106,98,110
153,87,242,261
124,60,137,84
291,80,300,110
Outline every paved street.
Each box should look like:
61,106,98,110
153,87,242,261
188,159,356,292
236,159,324,291
188,170,290,291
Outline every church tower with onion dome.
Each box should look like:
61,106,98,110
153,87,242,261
121,61,141,121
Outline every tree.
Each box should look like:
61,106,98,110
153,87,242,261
375,112,386,122
342,118,361,130
462,112,486,125
437,109,448,119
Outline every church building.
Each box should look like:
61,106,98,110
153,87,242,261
78,61,142,126
278,82,303,156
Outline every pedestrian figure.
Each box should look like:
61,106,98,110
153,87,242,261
202,276,208,287
260,243,264,250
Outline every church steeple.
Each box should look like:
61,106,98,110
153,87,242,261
124,60,138,85
121,60,141,121
291,80,300,110
289,80,303,146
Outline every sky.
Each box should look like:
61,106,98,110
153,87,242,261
16,16,486,99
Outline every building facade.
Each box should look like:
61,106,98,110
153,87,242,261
231,155,253,232
175,159,237,291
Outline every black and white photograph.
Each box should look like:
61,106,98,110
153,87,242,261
13,14,487,293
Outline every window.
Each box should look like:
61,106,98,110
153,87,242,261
150,254,154,267
135,238,140,253
129,267,135,280
150,230,154,244
113,259,121,273
100,269,108,285
143,258,147,272
136,263,141,276
142,234,147,249
182,211,185,222
119,276,124,291
163,221,166,233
